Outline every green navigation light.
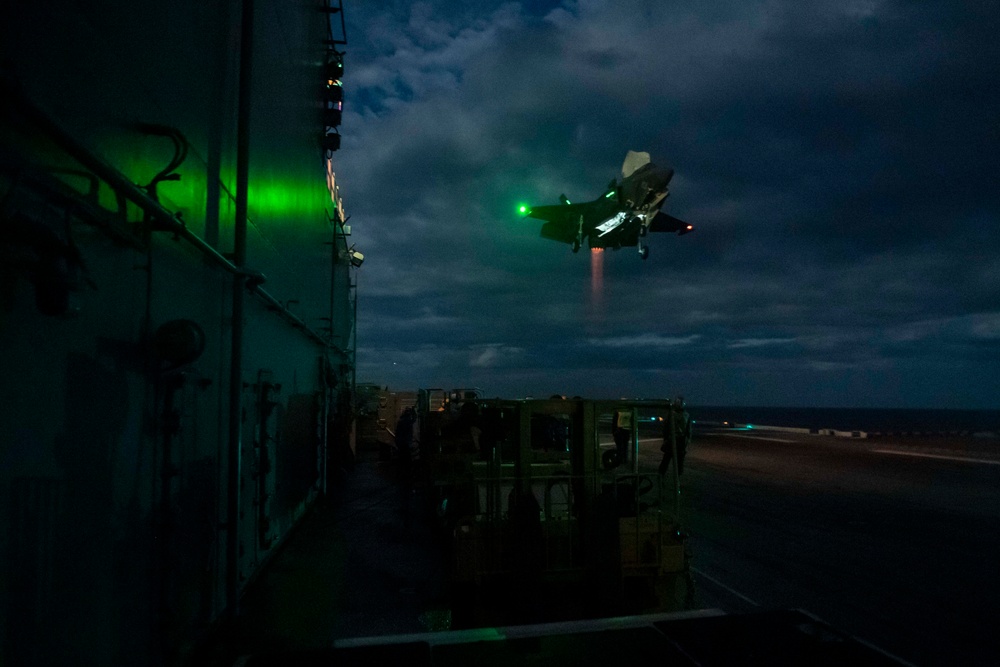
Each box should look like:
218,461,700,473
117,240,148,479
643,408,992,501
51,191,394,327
518,204,529,215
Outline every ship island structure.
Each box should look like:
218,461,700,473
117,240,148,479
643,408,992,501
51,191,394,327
1,1,355,663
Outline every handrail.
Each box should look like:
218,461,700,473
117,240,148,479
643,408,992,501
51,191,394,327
2,71,337,351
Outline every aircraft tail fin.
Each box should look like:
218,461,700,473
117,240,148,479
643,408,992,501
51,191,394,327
621,150,651,179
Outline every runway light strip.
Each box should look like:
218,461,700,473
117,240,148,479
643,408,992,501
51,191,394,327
870,449,1000,466
690,567,760,607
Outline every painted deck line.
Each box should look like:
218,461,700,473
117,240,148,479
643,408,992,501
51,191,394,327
690,566,760,607
599,437,664,446
719,433,798,444
870,449,1000,466
333,609,727,648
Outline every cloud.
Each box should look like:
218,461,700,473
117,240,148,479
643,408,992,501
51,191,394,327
728,338,796,349
587,334,701,349
469,343,524,367
968,313,1000,341
339,0,1000,407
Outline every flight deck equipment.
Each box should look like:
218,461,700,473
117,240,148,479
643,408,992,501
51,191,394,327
424,397,692,620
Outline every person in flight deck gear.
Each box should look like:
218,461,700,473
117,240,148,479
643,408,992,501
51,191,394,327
660,398,692,476
395,407,417,485
613,408,632,466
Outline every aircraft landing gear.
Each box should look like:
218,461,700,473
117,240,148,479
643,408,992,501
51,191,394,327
639,245,649,260
639,224,648,238
573,215,584,254
572,239,581,253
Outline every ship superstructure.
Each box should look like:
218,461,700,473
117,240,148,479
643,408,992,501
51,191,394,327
0,1,355,663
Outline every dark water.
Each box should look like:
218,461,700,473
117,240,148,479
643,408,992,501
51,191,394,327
689,406,1000,434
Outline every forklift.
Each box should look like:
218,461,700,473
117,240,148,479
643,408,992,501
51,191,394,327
425,397,693,625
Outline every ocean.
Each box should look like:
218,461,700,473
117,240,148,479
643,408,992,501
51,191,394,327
688,406,1000,436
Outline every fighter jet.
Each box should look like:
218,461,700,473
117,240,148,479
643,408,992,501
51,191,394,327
519,151,693,259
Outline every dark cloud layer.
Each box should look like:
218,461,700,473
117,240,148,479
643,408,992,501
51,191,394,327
334,0,1000,407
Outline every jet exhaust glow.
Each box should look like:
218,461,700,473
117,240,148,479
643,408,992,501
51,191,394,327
589,247,604,324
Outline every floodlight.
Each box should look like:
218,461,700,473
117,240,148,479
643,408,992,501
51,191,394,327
321,132,341,152
326,82,344,103
326,57,344,82
324,106,342,128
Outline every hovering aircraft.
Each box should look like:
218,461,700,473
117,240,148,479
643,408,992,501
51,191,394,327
518,151,694,259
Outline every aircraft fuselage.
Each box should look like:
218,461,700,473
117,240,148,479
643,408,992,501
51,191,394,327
586,163,674,248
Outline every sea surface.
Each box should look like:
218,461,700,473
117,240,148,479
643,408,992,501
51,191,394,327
689,406,1000,436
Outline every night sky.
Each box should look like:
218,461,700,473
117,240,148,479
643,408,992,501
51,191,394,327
333,0,999,408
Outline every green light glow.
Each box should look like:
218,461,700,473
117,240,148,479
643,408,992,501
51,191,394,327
108,152,328,226
604,190,614,198
518,204,529,215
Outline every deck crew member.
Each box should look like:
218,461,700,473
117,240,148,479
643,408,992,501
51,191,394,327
659,398,692,476
613,409,632,466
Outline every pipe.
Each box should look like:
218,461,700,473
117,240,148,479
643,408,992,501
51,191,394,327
351,271,357,403
226,0,255,621
669,407,680,520
254,286,334,349
2,73,236,273
158,375,183,634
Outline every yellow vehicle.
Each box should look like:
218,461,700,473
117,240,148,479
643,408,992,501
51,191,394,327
425,397,693,624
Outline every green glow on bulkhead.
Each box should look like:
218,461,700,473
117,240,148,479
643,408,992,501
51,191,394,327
247,182,325,218
79,140,332,231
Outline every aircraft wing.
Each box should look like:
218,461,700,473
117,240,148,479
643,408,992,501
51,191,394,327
649,211,694,235
524,203,588,245
524,203,586,223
